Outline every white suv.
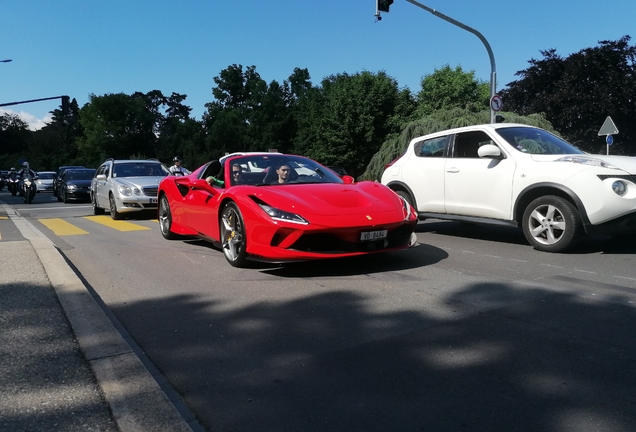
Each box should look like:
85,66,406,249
381,123,636,252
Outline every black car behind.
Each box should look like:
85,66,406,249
57,168,96,203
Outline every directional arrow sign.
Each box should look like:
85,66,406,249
598,116,619,136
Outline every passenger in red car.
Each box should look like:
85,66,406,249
230,164,243,186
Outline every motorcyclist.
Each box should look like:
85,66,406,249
3,167,19,195
17,162,37,196
169,156,191,176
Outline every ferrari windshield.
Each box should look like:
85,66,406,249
227,155,344,186
496,127,585,155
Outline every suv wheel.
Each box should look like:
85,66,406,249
522,195,582,252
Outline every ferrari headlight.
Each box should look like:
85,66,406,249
555,156,620,170
258,204,309,225
399,196,415,220
118,185,133,196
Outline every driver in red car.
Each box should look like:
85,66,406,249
274,164,290,184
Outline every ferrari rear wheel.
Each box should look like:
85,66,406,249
221,202,248,267
159,195,180,240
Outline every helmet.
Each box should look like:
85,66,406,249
10,167,15,171
173,156,182,162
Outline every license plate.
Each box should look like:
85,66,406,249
149,198,157,204
360,229,388,241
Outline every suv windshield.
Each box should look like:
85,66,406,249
112,162,169,178
496,127,585,155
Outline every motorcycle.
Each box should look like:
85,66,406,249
22,174,37,204
6,174,20,196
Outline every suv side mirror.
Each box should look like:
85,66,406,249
478,144,503,159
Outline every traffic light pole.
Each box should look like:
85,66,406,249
0,95,67,108
404,0,497,123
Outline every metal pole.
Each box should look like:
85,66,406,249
405,0,497,123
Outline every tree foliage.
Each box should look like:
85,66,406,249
3,36,636,174
293,71,415,177
500,36,636,154
416,65,490,116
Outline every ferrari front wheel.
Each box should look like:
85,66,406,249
221,202,248,267
159,195,179,240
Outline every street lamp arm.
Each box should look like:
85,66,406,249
405,0,498,123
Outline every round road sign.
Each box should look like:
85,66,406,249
490,95,503,111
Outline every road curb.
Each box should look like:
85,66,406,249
3,204,193,432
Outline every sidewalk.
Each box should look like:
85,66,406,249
0,204,192,432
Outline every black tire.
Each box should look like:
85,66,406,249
220,202,248,267
109,194,123,220
522,195,582,252
395,189,414,207
92,193,105,215
62,189,69,204
158,195,180,240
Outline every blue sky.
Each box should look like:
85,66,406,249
1,0,634,130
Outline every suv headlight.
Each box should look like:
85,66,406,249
556,156,620,170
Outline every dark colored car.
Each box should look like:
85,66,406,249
57,168,96,203
327,166,348,177
53,165,85,197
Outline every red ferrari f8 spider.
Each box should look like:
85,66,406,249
158,152,418,267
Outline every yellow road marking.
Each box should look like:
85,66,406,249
39,218,89,236
0,216,8,220
84,216,151,231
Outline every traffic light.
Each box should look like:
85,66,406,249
61,95,70,115
377,0,393,13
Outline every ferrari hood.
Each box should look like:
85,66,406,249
253,182,402,216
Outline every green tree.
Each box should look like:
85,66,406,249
416,65,490,116
500,36,636,154
293,71,415,177
77,93,157,166
0,112,32,169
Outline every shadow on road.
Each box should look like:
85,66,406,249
108,281,636,432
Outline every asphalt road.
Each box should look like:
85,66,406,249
4,190,636,432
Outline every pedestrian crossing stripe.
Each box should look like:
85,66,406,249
39,218,89,236
84,216,152,231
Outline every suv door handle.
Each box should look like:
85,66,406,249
446,167,459,173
